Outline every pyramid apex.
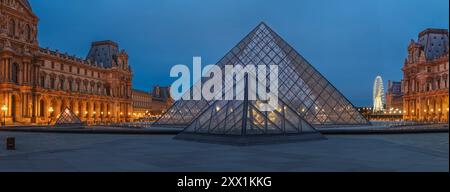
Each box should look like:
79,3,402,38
257,21,269,28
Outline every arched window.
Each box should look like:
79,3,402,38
9,19,16,37
105,85,111,96
69,80,74,91
12,63,19,84
50,77,56,89
60,79,65,90
84,82,89,93
77,81,81,92
40,75,46,88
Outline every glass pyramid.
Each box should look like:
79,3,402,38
55,108,83,127
154,22,369,128
181,72,317,135
175,72,323,145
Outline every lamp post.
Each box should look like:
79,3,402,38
93,111,97,125
2,104,8,128
107,112,111,124
101,112,104,124
48,107,54,125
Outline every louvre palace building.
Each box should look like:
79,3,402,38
0,0,133,125
402,28,449,122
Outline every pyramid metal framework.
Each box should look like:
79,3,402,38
55,108,83,127
174,74,324,145
154,22,369,129
180,71,319,135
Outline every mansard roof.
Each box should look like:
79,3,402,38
417,28,449,61
86,40,121,68
21,0,32,10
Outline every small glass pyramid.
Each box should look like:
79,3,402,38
155,22,369,130
55,107,83,127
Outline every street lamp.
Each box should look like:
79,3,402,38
2,104,8,127
48,107,54,125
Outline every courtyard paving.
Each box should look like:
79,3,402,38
0,131,448,172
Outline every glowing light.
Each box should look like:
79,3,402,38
1,105,8,112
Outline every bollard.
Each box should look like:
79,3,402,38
6,137,15,150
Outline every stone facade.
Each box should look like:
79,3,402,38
132,86,173,119
402,28,449,122
0,0,133,125
150,85,173,116
132,89,152,118
386,80,403,114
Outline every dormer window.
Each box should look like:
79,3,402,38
26,24,32,41
9,19,15,37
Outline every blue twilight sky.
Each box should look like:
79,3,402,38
29,0,448,106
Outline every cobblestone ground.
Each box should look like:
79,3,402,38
0,132,448,172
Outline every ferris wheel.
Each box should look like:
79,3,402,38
373,76,386,112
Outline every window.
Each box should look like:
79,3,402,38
9,19,15,37
77,81,81,92
85,70,88,75
12,63,19,84
77,68,80,74
40,75,45,87
26,24,32,41
51,62,55,69
60,64,64,71
69,80,74,91
50,77,56,89
69,66,72,73
60,79,65,90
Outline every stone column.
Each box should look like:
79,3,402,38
31,93,38,124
